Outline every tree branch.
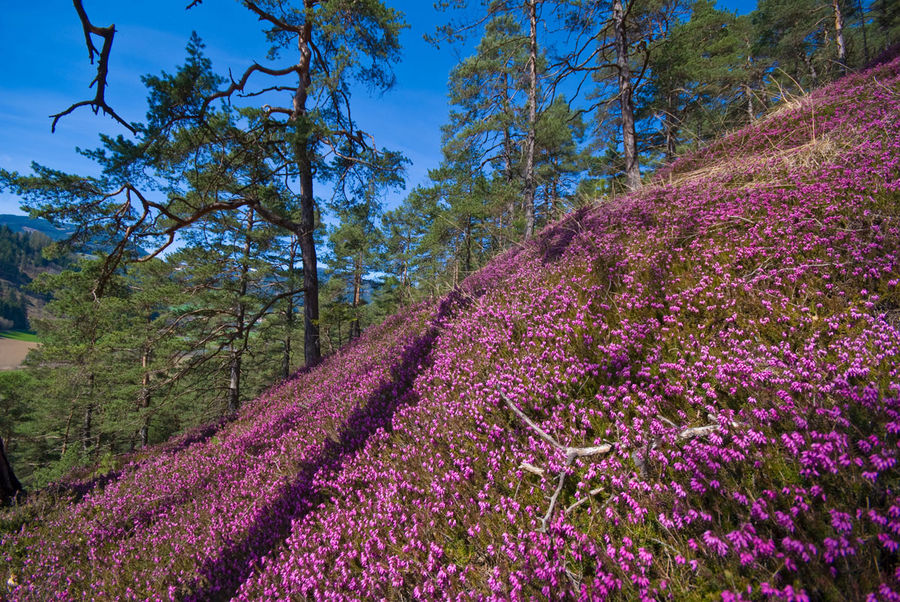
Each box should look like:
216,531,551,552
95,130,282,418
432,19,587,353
52,0,135,134
200,63,300,116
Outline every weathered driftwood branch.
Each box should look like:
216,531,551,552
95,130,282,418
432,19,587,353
541,468,569,532
678,424,719,439
501,390,566,452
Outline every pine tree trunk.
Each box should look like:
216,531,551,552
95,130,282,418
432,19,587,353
551,170,560,220
464,217,473,274
351,253,362,340
0,435,22,505
401,238,410,302
82,402,93,454
856,0,868,64
503,127,515,238
804,52,818,85
282,297,293,380
296,146,320,368
614,0,641,191
227,348,241,414
293,8,321,369
664,93,677,161
139,346,151,448
743,84,755,122
282,236,298,380
833,0,846,70
228,210,253,414
61,406,74,458
501,70,516,241
522,0,539,241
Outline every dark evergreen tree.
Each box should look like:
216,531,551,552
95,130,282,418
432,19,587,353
3,1,408,369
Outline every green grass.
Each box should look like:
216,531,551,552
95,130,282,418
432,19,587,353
0,330,39,342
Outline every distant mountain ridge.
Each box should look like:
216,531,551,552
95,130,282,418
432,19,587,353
0,213,150,258
0,222,66,330
0,214,72,241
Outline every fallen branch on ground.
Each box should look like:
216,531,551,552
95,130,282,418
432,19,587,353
501,389,732,531
500,390,613,531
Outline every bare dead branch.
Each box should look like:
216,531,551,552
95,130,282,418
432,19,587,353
52,0,135,134
565,487,605,514
678,424,719,439
519,462,545,476
500,390,614,460
541,466,568,531
200,63,300,116
499,389,615,531
244,1,304,34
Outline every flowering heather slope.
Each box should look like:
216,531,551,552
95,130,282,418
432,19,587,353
3,58,900,601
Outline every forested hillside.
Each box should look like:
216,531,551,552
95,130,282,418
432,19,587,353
0,225,61,331
1,45,898,600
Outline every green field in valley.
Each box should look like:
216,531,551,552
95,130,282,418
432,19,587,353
0,330,39,342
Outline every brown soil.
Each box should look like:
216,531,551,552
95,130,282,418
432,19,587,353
0,339,38,370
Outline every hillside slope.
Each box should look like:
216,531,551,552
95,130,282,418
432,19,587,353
3,58,900,600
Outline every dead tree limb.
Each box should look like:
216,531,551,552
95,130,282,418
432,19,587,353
51,0,135,133
499,390,613,531
502,391,730,531
565,487,605,514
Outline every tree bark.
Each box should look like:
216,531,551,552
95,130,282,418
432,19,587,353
856,0,868,64
614,0,641,191
833,0,846,70
522,0,539,241
282,235,299,380
350,253,363,340
139,345,151,448
0,435,22,505
82,372,94,454
227,209,254,414
804,51,818,84
82,404,93,453
464,216,473,274
663,93,677,161
227,348,242,414
61,406,74,458
291,11,322,368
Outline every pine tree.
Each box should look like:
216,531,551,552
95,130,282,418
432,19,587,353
3,1,408,369
644,1,753,161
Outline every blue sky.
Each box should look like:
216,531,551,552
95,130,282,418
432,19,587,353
0,0,757,217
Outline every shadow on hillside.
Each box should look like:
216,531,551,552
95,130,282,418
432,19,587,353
51,419,227,505
536,198,665,266
186,292,467,601
537,205,593,263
